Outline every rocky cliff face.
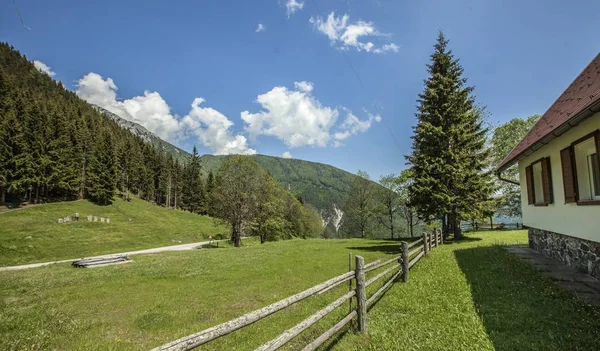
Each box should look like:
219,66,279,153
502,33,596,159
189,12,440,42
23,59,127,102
92,104,188,163
91,105,153,142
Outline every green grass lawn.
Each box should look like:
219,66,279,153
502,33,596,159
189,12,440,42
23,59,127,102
0,198,228,266
1,231,599,350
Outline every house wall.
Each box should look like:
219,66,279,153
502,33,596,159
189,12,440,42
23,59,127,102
518,111,600,243
528,228,600,278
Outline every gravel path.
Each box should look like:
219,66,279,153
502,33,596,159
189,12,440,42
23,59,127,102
0,239,226,272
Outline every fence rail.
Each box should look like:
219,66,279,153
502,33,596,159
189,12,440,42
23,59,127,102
152,229,444,351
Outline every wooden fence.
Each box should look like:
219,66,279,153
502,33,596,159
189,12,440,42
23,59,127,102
152,230,444,351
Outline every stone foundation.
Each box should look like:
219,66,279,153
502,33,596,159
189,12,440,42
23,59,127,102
529,228,600,278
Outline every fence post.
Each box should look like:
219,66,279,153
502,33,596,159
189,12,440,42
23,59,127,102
348,253,353,314
434,229,439,248
423,233,429,256
355,255,367,334
401,241,409,282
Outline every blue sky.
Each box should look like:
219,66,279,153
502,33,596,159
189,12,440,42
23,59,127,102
2,0,600,181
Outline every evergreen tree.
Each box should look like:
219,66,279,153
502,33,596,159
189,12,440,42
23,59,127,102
86,129,117,205
181,146,204,213
205,170,216,216
407,31,494,239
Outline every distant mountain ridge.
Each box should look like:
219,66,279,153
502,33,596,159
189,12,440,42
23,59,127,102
94,105,363,212
92,104,189,163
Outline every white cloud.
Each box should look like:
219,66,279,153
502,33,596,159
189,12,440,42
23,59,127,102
241,82,379,148
293,81,313,93
334,111,381,140
182,98,256,155
286,0,304,17
33,60,56,77
256,23,266,33
374,43,400,54
309,12,399,54
76,72,180,141
76,72,255,155
241,84,338,148
282,151,293,159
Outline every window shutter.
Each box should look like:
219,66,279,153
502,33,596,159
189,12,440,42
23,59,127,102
595,132,600,167
560,146,577,203
541,157,553,204
525,165,535,205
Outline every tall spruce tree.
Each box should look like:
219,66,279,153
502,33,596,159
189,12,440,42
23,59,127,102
181,146,204,213
86,129,117,205
407,31,494,239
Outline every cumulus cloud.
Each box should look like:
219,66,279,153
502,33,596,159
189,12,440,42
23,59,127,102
33,60,56,77
293,81,313,93
76,72,254,155
374,43,400,54
256,23,266,32
282,151,293,159
241,82,338,147
334,111,381,140
286,0,304,17
309,12,399,54
241,82,379,148
182,98,256,155
76,73,180,141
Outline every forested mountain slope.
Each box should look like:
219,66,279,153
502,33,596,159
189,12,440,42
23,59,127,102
91,102,364,212
200,155,358,211
0,42,183,206
92,105,189,164
0,41,371,216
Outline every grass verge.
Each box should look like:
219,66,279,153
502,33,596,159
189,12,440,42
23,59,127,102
1,231,599,350
0,198,228,266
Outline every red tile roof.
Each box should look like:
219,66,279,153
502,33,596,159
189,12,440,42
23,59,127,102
497,53,600,172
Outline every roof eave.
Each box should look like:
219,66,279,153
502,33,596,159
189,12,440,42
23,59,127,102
495,98,600,175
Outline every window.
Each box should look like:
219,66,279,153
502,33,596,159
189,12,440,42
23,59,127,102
532,162,544,204
561,131,600,204
525,157,553,206
568,133,600,202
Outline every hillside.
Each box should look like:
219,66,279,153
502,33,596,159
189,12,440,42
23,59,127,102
0,198,227,266
92,104,190,164
201,154,358,211
93,105,363,212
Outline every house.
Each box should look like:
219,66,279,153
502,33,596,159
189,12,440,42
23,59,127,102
497,53,600,278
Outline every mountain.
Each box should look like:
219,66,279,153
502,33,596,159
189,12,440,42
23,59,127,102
91,108,368,213
92,104,189,164
200,154,359,212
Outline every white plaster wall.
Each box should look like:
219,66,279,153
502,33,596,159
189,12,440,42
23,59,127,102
519,111,600,242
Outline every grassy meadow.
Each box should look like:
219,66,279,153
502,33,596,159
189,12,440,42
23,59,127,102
2,230,600,350
0,198,228,266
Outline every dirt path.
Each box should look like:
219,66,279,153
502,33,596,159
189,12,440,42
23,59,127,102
0,203,42,215
0,239,227,272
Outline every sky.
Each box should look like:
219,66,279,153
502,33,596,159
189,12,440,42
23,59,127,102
2,0,600,181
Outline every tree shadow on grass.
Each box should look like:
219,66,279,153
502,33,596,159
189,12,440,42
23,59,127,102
346,237,426,255
442,236,482,245
454,246,600,351
345,243,402,255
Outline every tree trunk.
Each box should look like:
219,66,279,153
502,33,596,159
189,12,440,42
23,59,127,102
232,221,242,247
1,187,5,205
409,214,414,238
489,216,493,230
389,209,394,239
451,212,463,239
441,215,448,240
